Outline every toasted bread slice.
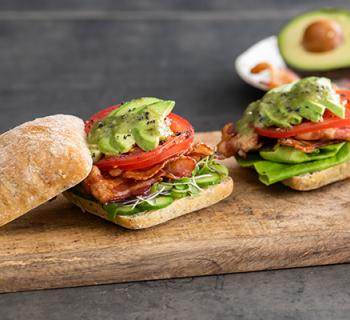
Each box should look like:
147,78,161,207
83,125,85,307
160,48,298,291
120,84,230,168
282,160,350,191
64,176,233,229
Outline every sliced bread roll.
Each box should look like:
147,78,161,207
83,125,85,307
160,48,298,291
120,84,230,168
0,115,92,226
64,176,233,229
282,161,350,191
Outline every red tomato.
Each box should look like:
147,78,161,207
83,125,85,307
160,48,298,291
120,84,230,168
85,104,194,171
255,89,350,139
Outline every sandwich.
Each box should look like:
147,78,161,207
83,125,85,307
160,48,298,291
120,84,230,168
64,97,233,229
217,77,350,190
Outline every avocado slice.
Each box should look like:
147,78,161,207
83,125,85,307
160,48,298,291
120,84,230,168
109,97,161,117
97,136,119,155
299,100,325,122
132,100,174,151
88,97,175,156
111,133,135,154
278,8,350,71
147,100,175,118
132,127,160,151
323,100,346,118
259,102,295,128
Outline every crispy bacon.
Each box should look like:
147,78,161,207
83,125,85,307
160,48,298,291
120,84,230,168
295,127,350,141
83,144,207,203
186,143,213,161
83,166,163,203
122,162,165,181
278,138,341,153
122,143,211,181
217,123,262,158
122,155,196,181
163,156,196,179
109,168,123,177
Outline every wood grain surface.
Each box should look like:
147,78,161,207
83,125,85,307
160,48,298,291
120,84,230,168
1,131,350,293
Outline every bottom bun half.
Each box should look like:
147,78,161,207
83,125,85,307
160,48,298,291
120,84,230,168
282,160,350,191
64,176,234,229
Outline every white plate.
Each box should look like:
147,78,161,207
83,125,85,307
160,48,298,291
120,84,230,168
235,36,350,91
235,36,285,91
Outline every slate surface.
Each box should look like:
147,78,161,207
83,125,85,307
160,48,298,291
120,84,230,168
1,1,350,319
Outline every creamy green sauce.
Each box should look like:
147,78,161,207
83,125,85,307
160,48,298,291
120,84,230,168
236,77,343,135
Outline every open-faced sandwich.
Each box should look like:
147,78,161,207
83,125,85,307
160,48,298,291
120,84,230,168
218,77,350,190
64,97,233,229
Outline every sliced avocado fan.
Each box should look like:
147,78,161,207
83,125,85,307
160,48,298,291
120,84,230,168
236,77,345,136
88,97,175,156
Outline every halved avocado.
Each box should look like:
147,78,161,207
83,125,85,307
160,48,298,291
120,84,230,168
278,9,350,72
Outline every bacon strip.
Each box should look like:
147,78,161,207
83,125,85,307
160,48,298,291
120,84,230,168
278,138,341,153
163,156,196,180
83,166,163,203
295,127,350,141
109,168,123,177
186,143,213,161
217,123,262,158
122,143,212,181
122,155,196,181
84,157,196,203
122,162,166,181
83,143,213,203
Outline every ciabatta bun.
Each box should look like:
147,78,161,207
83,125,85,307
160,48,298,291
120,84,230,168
0,115,92,227
282,160,350,191
64,176,233,229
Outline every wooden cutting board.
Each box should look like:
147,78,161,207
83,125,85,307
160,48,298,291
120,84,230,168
1,131,350,293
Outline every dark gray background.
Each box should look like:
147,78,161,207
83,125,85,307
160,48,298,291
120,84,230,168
1,1,350,319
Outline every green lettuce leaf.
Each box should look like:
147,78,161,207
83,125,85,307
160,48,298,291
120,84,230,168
259,142,345,164
236,142,350,185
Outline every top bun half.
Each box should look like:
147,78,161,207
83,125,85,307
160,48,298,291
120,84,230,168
0,115,92,226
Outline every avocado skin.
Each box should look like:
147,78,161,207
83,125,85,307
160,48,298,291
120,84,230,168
278,8,350,72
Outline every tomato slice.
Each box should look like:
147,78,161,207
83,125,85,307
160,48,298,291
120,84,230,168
337,89,350,101
255,89,350,139
85,104,194,171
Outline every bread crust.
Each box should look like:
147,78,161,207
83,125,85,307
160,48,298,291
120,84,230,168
64,176,234,229
282,160,350,191
0,115,92,226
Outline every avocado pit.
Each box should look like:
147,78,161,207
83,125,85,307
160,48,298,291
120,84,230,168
302,19,344,53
